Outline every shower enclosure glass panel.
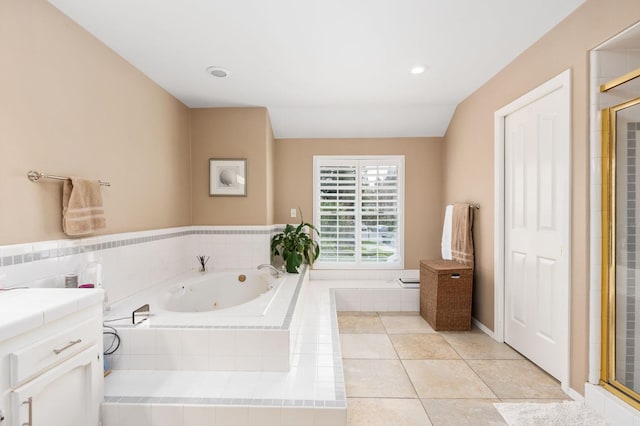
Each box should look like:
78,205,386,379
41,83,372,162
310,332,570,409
614,100,640,394
602,86,640,406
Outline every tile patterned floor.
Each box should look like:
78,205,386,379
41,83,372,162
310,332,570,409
339,312,570,426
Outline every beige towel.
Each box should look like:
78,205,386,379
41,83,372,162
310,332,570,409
451,203,474,269
62,178,106,236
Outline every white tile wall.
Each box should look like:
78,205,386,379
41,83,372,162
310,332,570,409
111,327,290,372
102,403,348,426
216,406,249,425
586,384,640,426
249,407,281,426
101,403,119,425
0,226,274,305
151,404,184,426
281,407,315,425
183,405,215,426
118,404,152,426
334,287,419,312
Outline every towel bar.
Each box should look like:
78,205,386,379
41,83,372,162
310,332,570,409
460,203,480,209
27,170,110,187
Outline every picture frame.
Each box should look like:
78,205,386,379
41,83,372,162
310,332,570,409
209,158,247,196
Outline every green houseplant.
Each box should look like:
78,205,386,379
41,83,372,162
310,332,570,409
270,214,320,273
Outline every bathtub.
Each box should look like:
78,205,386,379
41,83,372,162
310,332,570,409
104,267,308,372
104,267,305,328
161,271,281,314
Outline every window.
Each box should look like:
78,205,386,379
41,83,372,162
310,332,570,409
313,156,404,269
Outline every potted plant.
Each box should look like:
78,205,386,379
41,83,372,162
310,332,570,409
270,213,320,273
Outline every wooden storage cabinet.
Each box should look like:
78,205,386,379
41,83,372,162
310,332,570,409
420,260,473,331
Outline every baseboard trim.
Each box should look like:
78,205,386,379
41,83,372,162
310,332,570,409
472,317,498,340
567,387,584,402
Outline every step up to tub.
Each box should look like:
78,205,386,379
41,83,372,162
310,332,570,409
102,270,347,426
102,367,346,426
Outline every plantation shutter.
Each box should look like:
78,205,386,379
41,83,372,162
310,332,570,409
360,161,399,264
317,162,358,263
314,156,404,269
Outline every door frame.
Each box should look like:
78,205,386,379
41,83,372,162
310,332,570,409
493,69,572,393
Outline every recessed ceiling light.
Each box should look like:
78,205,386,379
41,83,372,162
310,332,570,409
410,65,426,75
206,66,230,78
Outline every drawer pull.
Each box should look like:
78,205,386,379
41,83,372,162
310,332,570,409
22,397,32,426
53,339,82,355
451,274,460,279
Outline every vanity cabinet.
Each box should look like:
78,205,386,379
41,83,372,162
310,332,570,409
0,290,103,426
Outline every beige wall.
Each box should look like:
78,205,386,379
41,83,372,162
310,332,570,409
266,116,275,225
444,0,640,393
190,108,273,225
274,138,444,269
0,0,192,245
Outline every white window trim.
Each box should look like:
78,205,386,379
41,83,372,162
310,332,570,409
313,155,405,270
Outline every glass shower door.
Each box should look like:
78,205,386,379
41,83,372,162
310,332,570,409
615,99,640,393
603,96,640,404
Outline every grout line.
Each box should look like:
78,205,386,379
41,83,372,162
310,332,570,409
339,311,554,423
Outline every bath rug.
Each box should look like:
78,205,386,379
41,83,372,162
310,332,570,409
494,401,611,426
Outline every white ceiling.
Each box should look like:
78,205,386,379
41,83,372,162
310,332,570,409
48,0,585,139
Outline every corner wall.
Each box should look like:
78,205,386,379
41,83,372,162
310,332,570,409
0,0,192,245
274,138,444,269
190,108,273,225
443,0,640,393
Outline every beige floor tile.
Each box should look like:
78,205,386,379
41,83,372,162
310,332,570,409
340,334,398,359
343,359,417,398
338,313,386,333
467,360,566,399
347,398,432,426
421,399,506,426
379,313,435,334
403,360,496,399
390,334,460,360
440,332,523,360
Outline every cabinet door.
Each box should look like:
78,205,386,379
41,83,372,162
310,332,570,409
11,346,100,426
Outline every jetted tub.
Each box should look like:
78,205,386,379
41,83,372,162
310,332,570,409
161,271,279,313
103,268,308,373
104,268,301,328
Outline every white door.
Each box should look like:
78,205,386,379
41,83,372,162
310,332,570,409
504,84,570,381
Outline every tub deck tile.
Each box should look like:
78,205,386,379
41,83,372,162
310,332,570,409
104,277,343,425
104,278,414,426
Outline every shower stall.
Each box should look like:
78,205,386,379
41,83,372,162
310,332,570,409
601,68,640,406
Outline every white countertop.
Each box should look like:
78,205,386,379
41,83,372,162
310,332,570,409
0,288,103,342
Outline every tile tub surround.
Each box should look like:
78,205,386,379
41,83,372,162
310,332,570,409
105,269,308,372
334,284,420,312
0,225,274,305
102,280,349,426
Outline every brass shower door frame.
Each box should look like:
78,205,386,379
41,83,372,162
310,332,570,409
601,84,640,408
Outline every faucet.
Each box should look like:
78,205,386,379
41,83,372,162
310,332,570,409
257,264,285,278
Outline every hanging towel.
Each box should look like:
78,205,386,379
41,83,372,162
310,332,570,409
62,178,106,236
451,203,475,269
441,204,453,260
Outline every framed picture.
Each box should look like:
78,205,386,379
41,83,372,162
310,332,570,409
209,158,247,196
